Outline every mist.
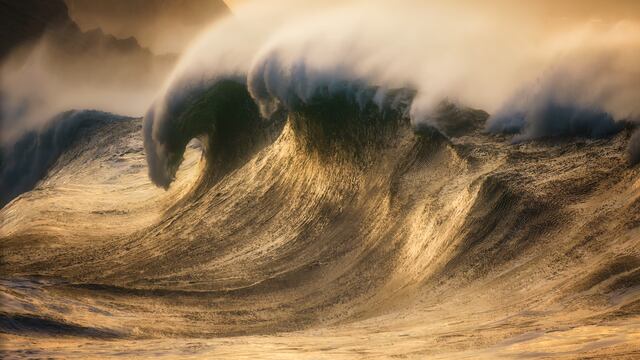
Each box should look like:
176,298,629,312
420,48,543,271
65,0,230,54
0,18,178,148
0,0,231,149
487,22,640,140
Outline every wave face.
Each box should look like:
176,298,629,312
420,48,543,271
2,92,640,358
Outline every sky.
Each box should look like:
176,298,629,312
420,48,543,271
223,0,640,23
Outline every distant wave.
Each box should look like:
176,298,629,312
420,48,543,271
0,110,127,207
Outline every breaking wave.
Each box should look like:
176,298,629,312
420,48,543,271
142,2,640,191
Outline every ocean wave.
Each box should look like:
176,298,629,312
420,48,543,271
2,2,640,357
